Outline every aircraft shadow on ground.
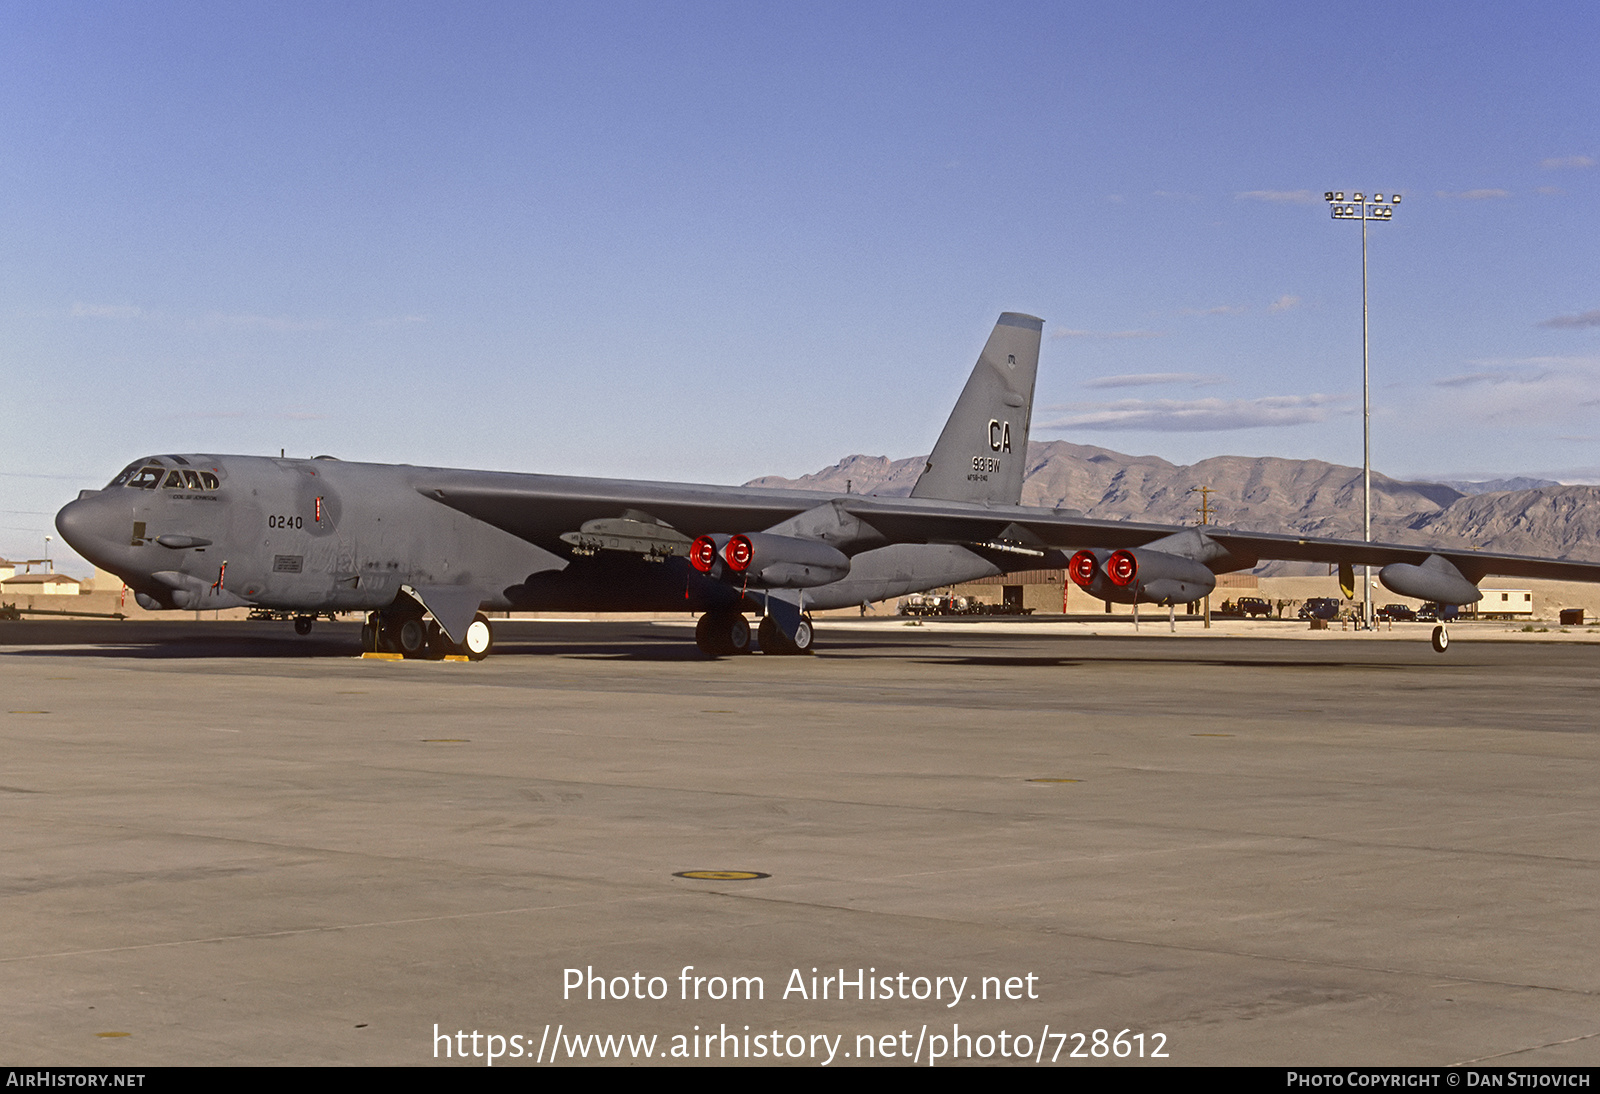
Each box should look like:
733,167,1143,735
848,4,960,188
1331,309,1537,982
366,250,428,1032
913,654,1429,670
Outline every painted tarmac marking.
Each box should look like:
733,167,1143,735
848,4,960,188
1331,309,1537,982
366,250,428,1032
673,871,769,881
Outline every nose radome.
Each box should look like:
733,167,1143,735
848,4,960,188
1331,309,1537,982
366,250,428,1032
55,494,119,562
55,497,91,546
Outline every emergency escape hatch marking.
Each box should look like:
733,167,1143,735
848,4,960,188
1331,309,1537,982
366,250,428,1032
8,711,49,715
421,739,470,743
1026,778,1081,783
95,1032,131,1038
1191,733,1235,737
674,871,770,881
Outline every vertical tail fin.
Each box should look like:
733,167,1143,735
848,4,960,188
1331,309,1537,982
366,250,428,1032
910,312,1043,506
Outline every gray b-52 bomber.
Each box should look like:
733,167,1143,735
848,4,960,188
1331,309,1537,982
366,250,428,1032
55,312,1600,659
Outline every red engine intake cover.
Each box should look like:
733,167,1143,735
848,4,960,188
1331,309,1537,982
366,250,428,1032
689,535,718,573
724,534,754,572
1106,550,1138,587
1068,550,1099,589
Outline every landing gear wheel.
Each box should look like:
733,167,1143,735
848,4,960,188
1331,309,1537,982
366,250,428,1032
462,613,493,661
394,615,428,658
294,616,314,636
1431,624,1449,654
424,620,449,660
757,614,815,655
726,613,750,654
695,611,750,657
696,613,725,656
794,616,814,653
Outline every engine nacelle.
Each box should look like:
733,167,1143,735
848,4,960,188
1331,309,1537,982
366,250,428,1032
1068,547,1216,605
689,532,851,589
1067,548,1120,601
1379,554,1481,606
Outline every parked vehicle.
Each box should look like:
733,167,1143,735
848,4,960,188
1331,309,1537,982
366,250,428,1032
1235,596,1274,618
1297,597,1342,621
1415,602,1459,623
1375,603,1416,622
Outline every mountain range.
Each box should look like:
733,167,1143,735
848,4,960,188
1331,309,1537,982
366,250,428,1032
746,442,1600,571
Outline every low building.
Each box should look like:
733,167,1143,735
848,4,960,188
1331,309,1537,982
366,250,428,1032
2,571,82,596
1461,588,1534,619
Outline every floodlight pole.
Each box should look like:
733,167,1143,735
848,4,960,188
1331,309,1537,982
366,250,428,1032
1325,190,1400,631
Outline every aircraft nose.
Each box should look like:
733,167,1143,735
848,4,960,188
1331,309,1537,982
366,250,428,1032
55,493,121,563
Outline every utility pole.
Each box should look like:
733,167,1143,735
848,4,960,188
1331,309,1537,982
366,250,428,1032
1325,189,1400,630
1190,486,1215,628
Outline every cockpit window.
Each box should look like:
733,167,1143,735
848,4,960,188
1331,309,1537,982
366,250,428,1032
108,460,218,491
107,463,143,488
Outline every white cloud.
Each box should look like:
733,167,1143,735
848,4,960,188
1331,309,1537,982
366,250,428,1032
1541,155,1595,170
1083,372,1224,389
1435,189,1512,200
1269,294,1301,313
1236,189,1319,205
1040,393,1345,432
1050,328,1164,340
71,302,141,319
1539,309,1600,330
1180,304,1247,316
198,312,332,332
1422,356,1600,428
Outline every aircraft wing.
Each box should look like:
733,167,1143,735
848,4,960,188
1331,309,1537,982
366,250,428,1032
421,474,1600,585
834,495,1600,583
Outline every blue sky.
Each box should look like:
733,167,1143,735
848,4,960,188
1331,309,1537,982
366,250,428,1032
4,2,1598,570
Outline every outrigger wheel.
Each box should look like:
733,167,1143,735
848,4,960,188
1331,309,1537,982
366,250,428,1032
1431,624,1449,654
695,611,751,657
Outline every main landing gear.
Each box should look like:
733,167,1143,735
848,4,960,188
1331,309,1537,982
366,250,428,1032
361,609,494,660
758,613,813,655
695,610,750,656
693,611,814,657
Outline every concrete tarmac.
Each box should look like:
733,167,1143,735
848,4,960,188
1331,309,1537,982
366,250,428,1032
1,619,1596,1067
